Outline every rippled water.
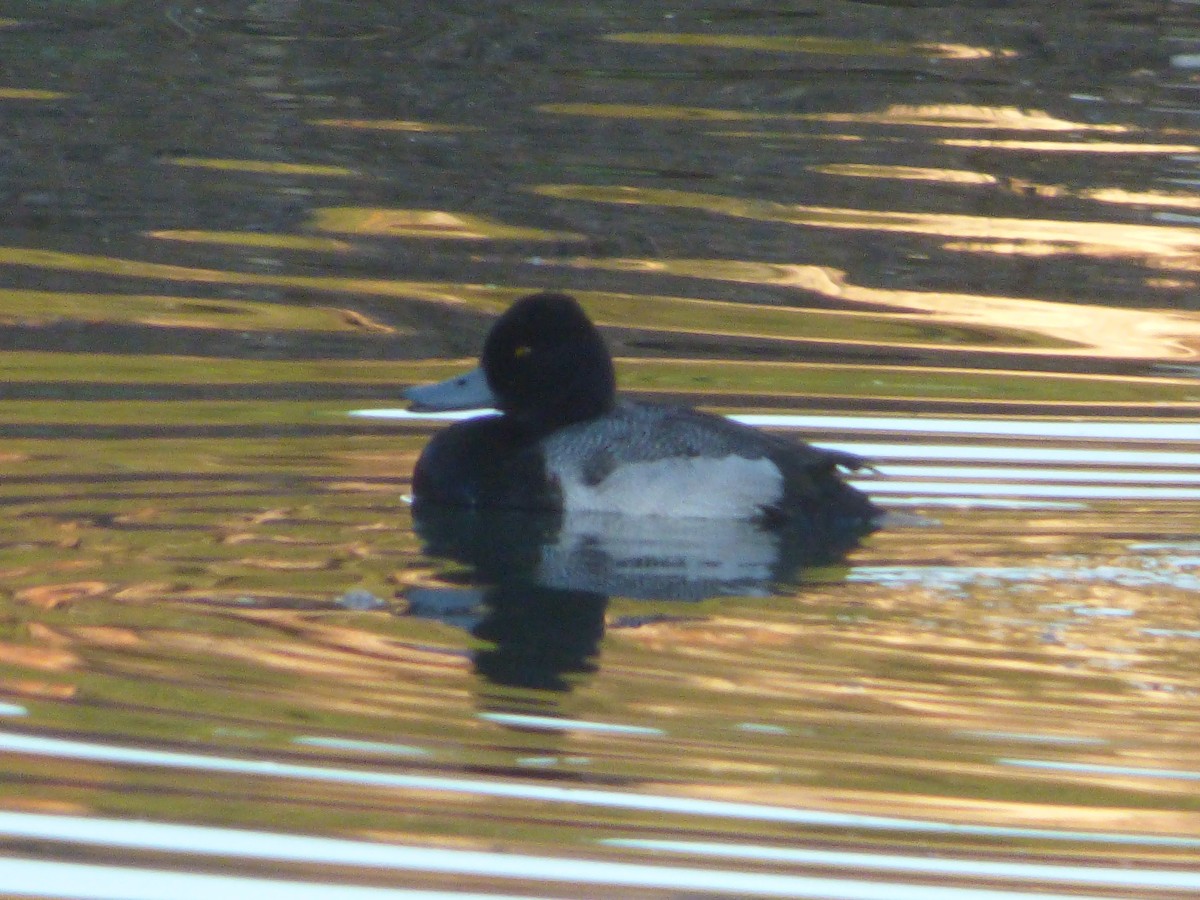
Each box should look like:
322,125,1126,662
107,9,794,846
1,2,1199,897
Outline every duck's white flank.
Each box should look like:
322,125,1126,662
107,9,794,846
549,455,783,519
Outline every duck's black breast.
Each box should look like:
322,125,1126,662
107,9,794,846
411,415,560,510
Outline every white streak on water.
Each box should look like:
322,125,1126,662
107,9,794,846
292,736,428,756
734,415,1200,441
0,858,536,900
858,481,1200,500
602,838,1200,891
838,443,1200,466
0,811,1165,900
850,564,1200,591
479,712,664,735
1002,759,1200,781
0,731,1196,846
876,465,1200,484
875,497,1087,509
956,730,1107,746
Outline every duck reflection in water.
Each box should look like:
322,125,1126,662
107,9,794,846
403,291,879,689
408,504,871,690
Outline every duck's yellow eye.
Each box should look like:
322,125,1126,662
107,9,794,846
514,345,532,359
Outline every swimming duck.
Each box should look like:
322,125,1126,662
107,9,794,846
405,292,877,527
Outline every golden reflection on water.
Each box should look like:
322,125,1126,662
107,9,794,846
535,184,1200,262
309,118,479,133
814,166,1200,211
4,5,1200,892
790,104,1128,132
3,487,1199,860
148,230,357,253
165,157,360,177
544,102,1125,132
525,283,1067,354
940,138,1200,153
810,164,999,184
0,353,454,384
0,289,386,333
1088,188,1200,210
556,255,1200,361
5,242,1199,374
603,32,1016,60
0,88,68,100
540,102,768,122
310,208,583,242
3,348,1194,410
0,246,505,307
614,358,1200,407
0,246,1127,363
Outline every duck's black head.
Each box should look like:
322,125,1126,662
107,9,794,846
482,292,616,432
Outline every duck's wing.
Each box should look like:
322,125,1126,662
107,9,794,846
542,401,877,525
556,401,868,473
798,442,873,474
636,403,877,522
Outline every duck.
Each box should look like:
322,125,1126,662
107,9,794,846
405,292,878,528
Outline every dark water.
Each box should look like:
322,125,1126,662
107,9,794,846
1,2,1199,897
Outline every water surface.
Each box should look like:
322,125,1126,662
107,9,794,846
0,2,1198,897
